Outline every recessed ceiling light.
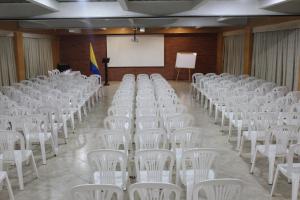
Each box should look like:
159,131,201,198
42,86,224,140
101,27,107,30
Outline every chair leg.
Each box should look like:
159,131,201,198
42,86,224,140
221,111,225,130
77,109,82,123
268,156,276,184
31,153,39,178
4,173,15,200
271,166,280,196
70,114,75,132
250,138,257,164
39,134,47,165
214,107,218,123
227,120,233,141
236,124,242,150
209,101,213,116
239,135,245,156
292,177,300,200
15,160,24,190
186,183,193,200
63,119,68,141
250,149,258,174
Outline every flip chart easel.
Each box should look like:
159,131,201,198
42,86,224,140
175,52,197,81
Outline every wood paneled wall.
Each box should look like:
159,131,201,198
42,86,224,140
59,33,217,81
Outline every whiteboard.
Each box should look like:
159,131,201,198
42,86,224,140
107,35,164,67
175,52,197,69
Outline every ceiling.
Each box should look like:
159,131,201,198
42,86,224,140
0,0,299,30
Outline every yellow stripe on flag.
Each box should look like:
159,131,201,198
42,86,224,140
89,43,98,69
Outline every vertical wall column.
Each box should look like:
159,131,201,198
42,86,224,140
243,27,253,75
52,37,60,68
14,31,26,81
216,32,224,74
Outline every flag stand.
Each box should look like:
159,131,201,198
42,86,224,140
102,58,110,86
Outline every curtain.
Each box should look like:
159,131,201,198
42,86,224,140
0,36,17,86
251,29,300,90
24,37,53,79
223,34,244,75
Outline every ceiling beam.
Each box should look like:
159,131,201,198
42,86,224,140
27,0,59,12
30,1,283,19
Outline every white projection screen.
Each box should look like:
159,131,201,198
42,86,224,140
107,35,164,67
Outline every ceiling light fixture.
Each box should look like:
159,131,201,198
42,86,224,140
139,27,145,32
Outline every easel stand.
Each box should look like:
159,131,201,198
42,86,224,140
176,68,191,81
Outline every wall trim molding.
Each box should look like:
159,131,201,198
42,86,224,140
253,20,300,33
0,30,14,37
23,33,53,39
223,29,244,37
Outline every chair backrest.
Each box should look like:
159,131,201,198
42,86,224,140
164,114,194,134
286,144,300,178
103,116,132,134
171,127,202,150
192,179,244,200
278,112,300,126
135,149,175,183
71,184,123,200
129,183,181,200
0,115,14,131
87,150,127,185
182,148,218,185
263,125,299,155
135,132,166,150
107,106,133,119
23,114,49,136
135,116,161,133
101,130,130,154
0,130,25,158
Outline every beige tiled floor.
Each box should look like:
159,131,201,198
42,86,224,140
0,81,293,200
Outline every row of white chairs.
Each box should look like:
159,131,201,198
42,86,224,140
192,72,300,200
0,71,103,199
70,73,244,200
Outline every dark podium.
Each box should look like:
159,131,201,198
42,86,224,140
102,58,110,86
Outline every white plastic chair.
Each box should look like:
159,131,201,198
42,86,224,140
192,179,244,200
135,149,175,183
171,127,203,184
271,143,300,200
71,184,123,200
250,125,299,184
180,148,218,200
129,182,181,200
0,130,39,190
87,149,128,190
23,115,56,165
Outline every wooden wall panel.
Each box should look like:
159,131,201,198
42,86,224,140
59,33,217,81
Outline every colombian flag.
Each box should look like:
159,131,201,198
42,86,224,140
89,43,100,75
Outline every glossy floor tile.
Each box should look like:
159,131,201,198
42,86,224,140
0,81,293,200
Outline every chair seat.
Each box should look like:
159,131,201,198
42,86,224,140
2,150,33,163
93,171,128,188
179,169,215,185
53,122,64,129
243,130,266,140
27,132,52,142
277,163,300,178
257,145,287,157
138,170,171,183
